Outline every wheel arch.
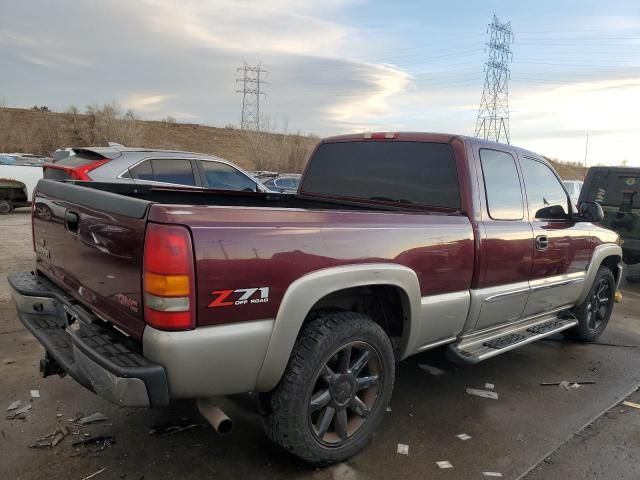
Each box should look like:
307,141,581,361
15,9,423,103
255,264,421,392
576,243,623,305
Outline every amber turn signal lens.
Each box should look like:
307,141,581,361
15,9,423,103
144,272,190,297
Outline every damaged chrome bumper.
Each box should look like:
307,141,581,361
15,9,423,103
8,271,169,407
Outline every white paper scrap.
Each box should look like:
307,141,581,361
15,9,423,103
485,383,495,390
436,461,453,469
397,444,409,455
418,364,445,376
466,388,499,400
30,390,40,399
456,433,472,441
482,473,503,477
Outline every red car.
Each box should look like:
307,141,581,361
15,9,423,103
9,132,622,465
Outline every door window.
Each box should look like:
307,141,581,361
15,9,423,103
128,159,196,186
521,157,569,220
479,149,524,220
201,161,257,191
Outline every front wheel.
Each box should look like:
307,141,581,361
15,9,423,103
261,311,395,466
565,266,615,342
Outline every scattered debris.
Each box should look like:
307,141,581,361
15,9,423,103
386,406,392,412
29,427,70,448
466,388,499,400
623,401,640,409
77,412,108,425
148,422,198,436
56,413,63,418
485,383,495,390
559,381,572,391
69,413,84,423
331,463,363,480
162,424,197,436
482,472,503,477
4,359,15,365
6,400,22,411
30,390,40,399
72,435,115,448
418,364,445,376
6,403,31,420
591,342,636,348
540,381,596,387
81,467,107,480
396,444,409,455
436,461,453,469
456,433,472,441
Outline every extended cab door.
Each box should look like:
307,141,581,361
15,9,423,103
471,147,534,331
518,155,591,317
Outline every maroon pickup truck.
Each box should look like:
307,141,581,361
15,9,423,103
9,132,623,465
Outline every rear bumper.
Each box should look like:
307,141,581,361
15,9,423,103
8,271,169,407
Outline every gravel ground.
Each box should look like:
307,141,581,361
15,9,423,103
1,208,639,480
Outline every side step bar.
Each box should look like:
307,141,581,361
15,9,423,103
448,315,578,365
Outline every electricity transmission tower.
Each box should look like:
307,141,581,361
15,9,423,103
475,15,514,144
236,62,267,131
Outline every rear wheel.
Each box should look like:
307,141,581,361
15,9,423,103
0,199,12,215
261,311,395,466
565,266,615,342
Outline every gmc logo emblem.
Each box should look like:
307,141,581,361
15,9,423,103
208,287,269,308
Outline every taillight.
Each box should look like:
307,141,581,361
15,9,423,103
143,223,196,330
70,159,110,180
31,201,36,252
363,132,399,139
43,158,109,181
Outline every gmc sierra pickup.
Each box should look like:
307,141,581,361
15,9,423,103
9,132,622,465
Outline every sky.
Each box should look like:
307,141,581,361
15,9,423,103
1,0,639,166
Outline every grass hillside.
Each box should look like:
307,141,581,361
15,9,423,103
0,107,317,172
0,107,586,179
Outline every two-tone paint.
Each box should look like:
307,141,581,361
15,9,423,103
29,132,622,399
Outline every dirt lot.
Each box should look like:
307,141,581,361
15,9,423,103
1,209,639,480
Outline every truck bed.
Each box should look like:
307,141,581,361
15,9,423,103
32,180,474,339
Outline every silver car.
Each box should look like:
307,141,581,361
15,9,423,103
43,146,268,192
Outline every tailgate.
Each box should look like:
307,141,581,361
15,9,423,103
33,180,152,339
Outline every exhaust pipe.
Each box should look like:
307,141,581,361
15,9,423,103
197,398,233,435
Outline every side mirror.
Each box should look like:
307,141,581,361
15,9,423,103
534,204,567,220
578,201,604,223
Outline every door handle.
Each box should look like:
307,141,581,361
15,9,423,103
535,235,548,251
64,211,79,234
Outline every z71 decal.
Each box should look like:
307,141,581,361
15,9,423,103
208,287,270,307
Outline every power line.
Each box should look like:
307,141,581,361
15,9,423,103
475,15,514,144
236,61,268,131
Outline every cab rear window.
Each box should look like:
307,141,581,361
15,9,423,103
301,141,460,208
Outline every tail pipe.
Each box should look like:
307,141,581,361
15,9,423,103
197,398,233,435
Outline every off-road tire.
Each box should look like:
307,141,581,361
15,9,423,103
261,311,395,466
565,266,615,342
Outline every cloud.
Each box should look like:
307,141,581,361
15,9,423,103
0,29,94,68
510,78,640,163
130,0,359,57
120,93,176,112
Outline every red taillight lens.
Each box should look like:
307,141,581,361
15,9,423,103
143,223,195,330
43,158,109,181
70,159,110,180
364,132,399,139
